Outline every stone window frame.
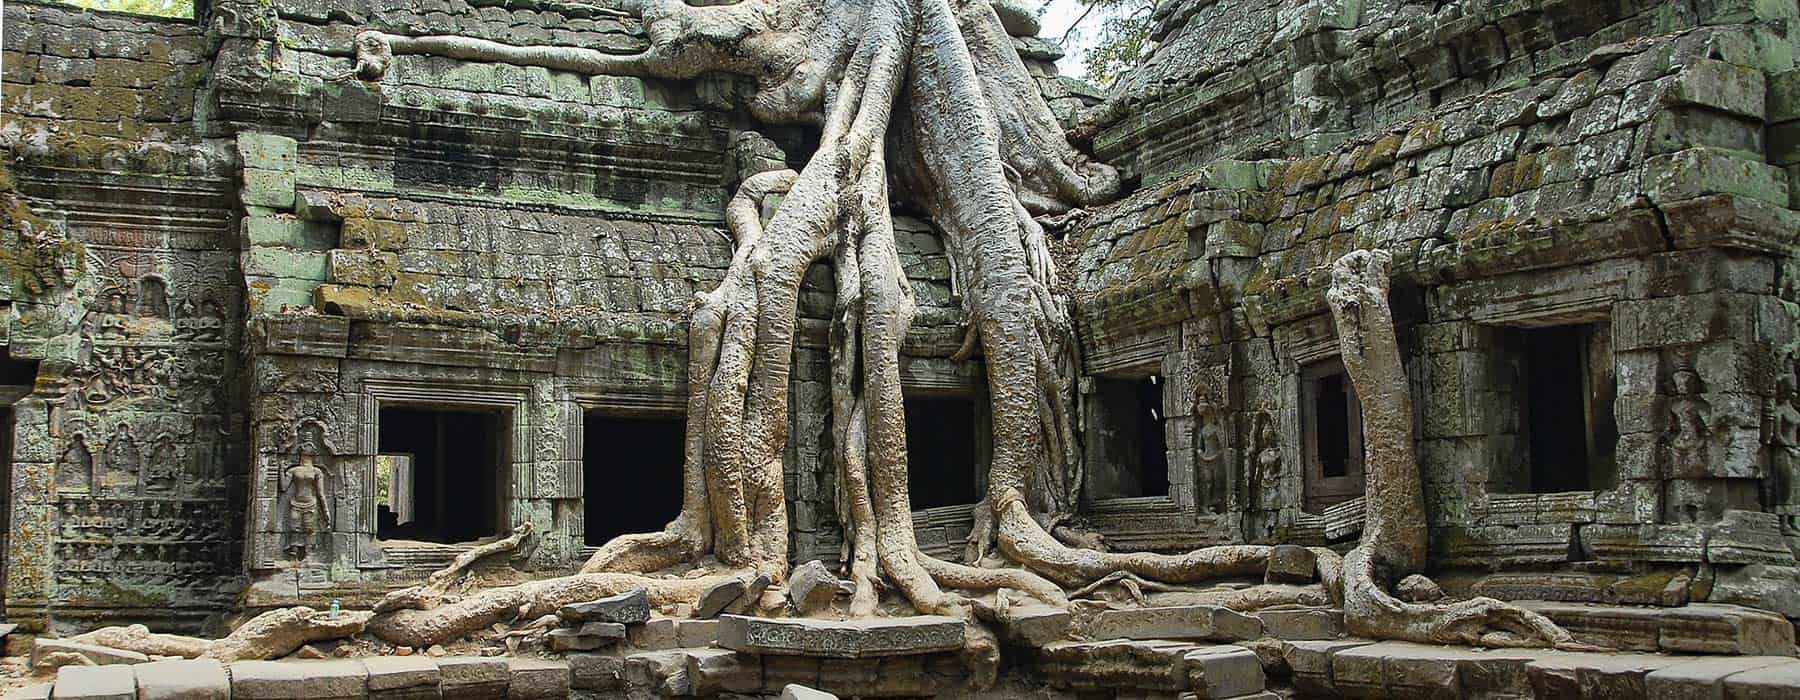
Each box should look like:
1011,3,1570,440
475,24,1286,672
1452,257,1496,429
354,378,531,568
1278,322,1368,519
571,387,687,556
1471,306,1619,500
1299,356,1366,515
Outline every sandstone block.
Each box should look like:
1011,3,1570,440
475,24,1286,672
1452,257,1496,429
1722,659,1800,699
438,656,507,700
786,560,842,614
236,132,296,171
697,577,749,618
52,665,136,700
241,167,296,210
716,615,963,658
291,659,368,699
676,618,719,647
1256,609,1341,640
0,684,49,700
504,658,568,700
1263,544,1316,584
1645,656,1793,700
1183,645,1264,699
1088,605,1265,642
229,660,306,699
559,588,650,625
134,659,229,700
1661,603,1795,656
1527,651,1685,699
566,652,623,690
1000,605,1072,646
328,249,398,287
362,655,438,697
686,649,761,694
780,683,838,700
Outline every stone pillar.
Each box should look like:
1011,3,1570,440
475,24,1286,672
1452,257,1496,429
5,397,57,632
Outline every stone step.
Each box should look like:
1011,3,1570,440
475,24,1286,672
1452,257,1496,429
1283,638,1800,699
715,614,964,658
1039,639,1265,698
1518,600,1796,656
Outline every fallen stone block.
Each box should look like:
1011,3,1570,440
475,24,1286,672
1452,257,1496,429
1183,645,1265,698
559,588,651,625
629,617,679,650
134,658,230,700
1039,639,1199,691
1001,605,1072,646
505,657,569,700
363,655,438,699
548,622,626,651
686,648,762,695
438,656,508,700
1645,655,1794,700
1722,658,1800,699
0,683,49,700
1661,604,1796,656
780,683,839,700
52,665,137,700
1517,600,1662,651
1528,651,1687,699
31,639,149,669
1265,544,1317,584
716,614,964,658
697,577,750,619
623,650,694,696
676,618,719,647
787,560,844,615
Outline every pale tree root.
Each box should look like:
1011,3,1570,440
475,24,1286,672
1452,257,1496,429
366,572,741,648
68,607,374,662
68,625,211,658
1325,249,1587,651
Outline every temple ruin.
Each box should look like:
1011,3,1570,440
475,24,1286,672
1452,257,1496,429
6,0,1800,696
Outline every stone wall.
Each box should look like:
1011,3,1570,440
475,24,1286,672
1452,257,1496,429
1069,0,1800,608
1,1,245,634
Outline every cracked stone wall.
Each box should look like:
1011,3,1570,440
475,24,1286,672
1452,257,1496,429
1070,0,1800,613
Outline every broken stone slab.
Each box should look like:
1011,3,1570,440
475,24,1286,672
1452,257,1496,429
1527,651,1690,698
1263,544,1316,584
1644,655,1794,699
504,657,569,700
1723,658,1800,699
52,665,137,700
1039,639,1200,691
362,655,439,698
697,577,750,619
686,648,762,695
787,560,843,614
1183,645,1265,698
1518,600,1664,651
629,618,679,650
1086,605,1264,642
676,618,719,647
32,639,149,668
133,658,230,700
623,650,694,696
1661,603,1796,656
0,683,48,700
1280,638,1375,697
780,683,840,700
716,614,964,658
999,605,1072,646
1255,608,1341,641
548,622,627,651
733,574,773,615
559,588,650,625
438,656,508,700
290,659,369,700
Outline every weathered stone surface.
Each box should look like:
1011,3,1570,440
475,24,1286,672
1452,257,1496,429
438,656,507,700
686,649,761,695
52,665,136,700
1644,656,1793,700
504,658,569,700
1039,639,1197,691
229,661,306,700
1000,605,1072,646
133,659,229,700
292,659,368,699
1281,638,1375,697
549,622,627,651
362,655,438,695
1723,659,1800,699
1517,601,1663,651
676,619,719,648
1527,651,1687,699
1711,565,1800,619
696,578,750,619
1263,544,1316,584
31,639,149,668
566,653,623,690
1661,604,1795,656
1183,645,1265,698
1256,608,1341,640
0,684,49,700
559,588,650,625
779,683,839,700
629,618,679,650
786,560,842,614
716,615,964,658
1087,605,1264,642
1394,574,1445,602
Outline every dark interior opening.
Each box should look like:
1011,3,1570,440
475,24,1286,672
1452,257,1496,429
1518,324,1618,493
1314,373,1352,478
1,405,11,613
905,397,980,509
1134,377,1170,497
583,413,686,546
376,406,504,543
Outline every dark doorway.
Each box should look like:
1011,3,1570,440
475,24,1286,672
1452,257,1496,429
1303,359,1364,514
1513,323,1618,493
583,413,686,546
376,406,505,543
1134,377,1170,497
905,397,981,509
1084,376,1171,500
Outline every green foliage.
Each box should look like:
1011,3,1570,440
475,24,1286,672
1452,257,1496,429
1059,0,1156,88
62,0,193,19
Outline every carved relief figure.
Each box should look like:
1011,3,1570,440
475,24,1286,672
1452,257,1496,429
136,276,168,318
1665,367,1712,480
143,432,181,493
102,422,140,482
280,419,337,553
58,433,94,492
1767,361,1800,532
1192,386,1226,514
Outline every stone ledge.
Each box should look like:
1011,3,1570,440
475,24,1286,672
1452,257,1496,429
715,615,964,658
1519,601,1797,656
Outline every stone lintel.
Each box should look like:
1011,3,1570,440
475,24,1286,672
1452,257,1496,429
715,615,964,658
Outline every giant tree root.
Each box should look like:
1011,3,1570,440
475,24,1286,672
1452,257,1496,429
376,522,535,613
366,572,738,648
69,607,373,662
